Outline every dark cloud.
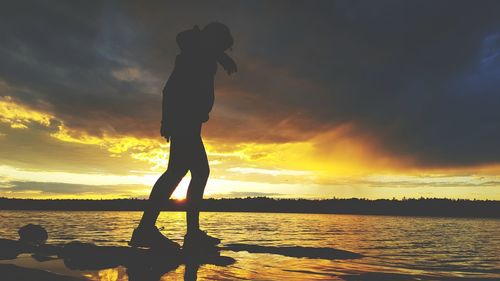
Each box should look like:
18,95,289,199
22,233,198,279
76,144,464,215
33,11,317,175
0,1,165,138
1,1,499,167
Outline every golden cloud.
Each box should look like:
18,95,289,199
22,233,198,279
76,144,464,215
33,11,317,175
2,96,500,200
0,96,52,129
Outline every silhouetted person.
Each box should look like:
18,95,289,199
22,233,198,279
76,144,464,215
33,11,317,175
129,22,237,251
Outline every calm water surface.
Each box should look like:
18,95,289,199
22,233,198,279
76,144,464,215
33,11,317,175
0,211,499,280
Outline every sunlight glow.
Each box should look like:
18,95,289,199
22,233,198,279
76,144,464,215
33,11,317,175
1,97,499,199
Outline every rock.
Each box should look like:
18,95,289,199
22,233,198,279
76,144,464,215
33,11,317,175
18,224,48,245
0,239,24,260
0,238,62,260
222,243,363,260
0,264,84,281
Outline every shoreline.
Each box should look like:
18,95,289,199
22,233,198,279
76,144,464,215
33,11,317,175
1,197,499,218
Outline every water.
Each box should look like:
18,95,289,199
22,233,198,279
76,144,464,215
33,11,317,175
0,211,499,280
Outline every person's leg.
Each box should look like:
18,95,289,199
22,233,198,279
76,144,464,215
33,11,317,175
138,169,187,229
138,136,189,229
182,125,221,247
185,135,209,234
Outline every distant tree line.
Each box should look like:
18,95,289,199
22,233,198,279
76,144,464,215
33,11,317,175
0,197,498,218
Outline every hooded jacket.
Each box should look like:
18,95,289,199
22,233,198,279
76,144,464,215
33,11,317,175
162,26,217,134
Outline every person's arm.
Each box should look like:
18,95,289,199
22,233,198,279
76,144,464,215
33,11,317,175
217,52,237,75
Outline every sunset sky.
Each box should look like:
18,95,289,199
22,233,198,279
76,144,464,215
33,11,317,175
1,1,499,200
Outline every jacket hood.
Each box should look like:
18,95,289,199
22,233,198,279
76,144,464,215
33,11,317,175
176,26,201,52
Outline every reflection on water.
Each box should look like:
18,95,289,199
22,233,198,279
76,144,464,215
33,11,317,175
0,211,499,280
86,268,126,281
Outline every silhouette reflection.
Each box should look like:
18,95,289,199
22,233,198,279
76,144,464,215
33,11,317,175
59,242,235,281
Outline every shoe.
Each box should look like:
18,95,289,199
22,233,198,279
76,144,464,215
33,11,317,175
129,226,181,251
183,229,221,250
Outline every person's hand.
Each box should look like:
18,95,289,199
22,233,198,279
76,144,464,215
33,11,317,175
218,53,237,75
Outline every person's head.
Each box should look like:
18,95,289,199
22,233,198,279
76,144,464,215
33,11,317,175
201,22,233,53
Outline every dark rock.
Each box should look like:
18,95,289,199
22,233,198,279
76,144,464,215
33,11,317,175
223,243,363,260
0,238,60,260
0,264,84,281
18,224,48,245
0,239,24,260
31,253,58,262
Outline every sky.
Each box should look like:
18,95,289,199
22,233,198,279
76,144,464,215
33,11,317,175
0,1,499,200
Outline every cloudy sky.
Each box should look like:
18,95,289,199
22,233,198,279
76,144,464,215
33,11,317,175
1,1,499,199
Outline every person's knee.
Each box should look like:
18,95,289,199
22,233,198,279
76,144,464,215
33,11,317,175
191,164,209,182
166,166,189,179
149,167,187,199
186,166,208,205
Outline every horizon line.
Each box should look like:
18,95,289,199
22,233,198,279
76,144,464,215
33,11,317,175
1,196,498,202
